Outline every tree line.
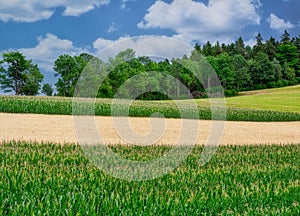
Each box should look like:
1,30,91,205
0,30,299,98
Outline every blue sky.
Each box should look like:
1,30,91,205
0,0,299,85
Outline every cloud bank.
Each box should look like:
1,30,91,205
138,0,261,44
0,0,110,22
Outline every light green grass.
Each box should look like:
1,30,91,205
225,85,300,113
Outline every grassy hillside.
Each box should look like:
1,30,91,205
226,85,300,113
0,85,299,121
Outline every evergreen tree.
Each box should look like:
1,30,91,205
264,37,278,61
235,37,246,57
280,30,291,44
253,33,264,55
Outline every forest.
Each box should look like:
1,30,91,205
0,30,299,99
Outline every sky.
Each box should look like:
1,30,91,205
0,0,299,85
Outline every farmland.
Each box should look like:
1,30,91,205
1,85,300,215
0,85,300,122
0,141,299,215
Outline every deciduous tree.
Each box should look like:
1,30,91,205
0,51,43,95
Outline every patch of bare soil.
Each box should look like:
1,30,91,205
1,113,299,145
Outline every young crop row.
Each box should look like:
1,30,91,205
0,141,299,215
1,96,300,121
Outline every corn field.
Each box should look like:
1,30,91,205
0,141,299,215
1,96,300,121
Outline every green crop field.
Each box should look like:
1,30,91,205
0,85,300,121
1,86,299,215
0,141,299,215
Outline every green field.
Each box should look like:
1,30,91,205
0,85,300,121
0,141,299,215
226,85,300,113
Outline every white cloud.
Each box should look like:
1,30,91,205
267,13,294,31
108,22,118,33
0,0,110,23
93,35,193,61
121,0,136,10
244,38,257,47
19,34,87,71
137,0,261,44
14,34,192,72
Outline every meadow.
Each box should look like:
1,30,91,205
0,141,299,215
0,85,300,122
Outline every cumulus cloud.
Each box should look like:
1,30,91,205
19,34,87,71
93,35,193,61
137,0,261,44
267,13,294,31
0,0,110,23
12,34,192,72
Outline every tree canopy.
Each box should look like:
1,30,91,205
0,51,44,95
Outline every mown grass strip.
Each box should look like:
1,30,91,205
0,141,299,215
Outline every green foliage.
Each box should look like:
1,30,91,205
0,141,299,215
42,83,54,96
250,52,275,85
0,51,43,95
21,64,44,95
54,53,93,97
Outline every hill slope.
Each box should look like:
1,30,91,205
224,85,300,113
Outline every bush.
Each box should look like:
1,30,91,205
224,89,238,97
288,79,298,86
276,79,289,88
253,84,266,90
267,81,277,88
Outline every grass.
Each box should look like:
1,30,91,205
226,85,300,113
0,141,299,215
0,85,299,121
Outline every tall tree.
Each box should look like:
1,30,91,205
54,55,78,97
264,37,278,61
235,37,246,57
42,83,54,96
54,53,93,97
249,52,275,85
277,42,299,76
202,41,213,56
292,36,300,55
0,51,43,95
271,58,283,81
232,54,251,90
282,62,295,81
21,63,44,95
212,41,223,56
253,33,265,55
280,30,291,44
